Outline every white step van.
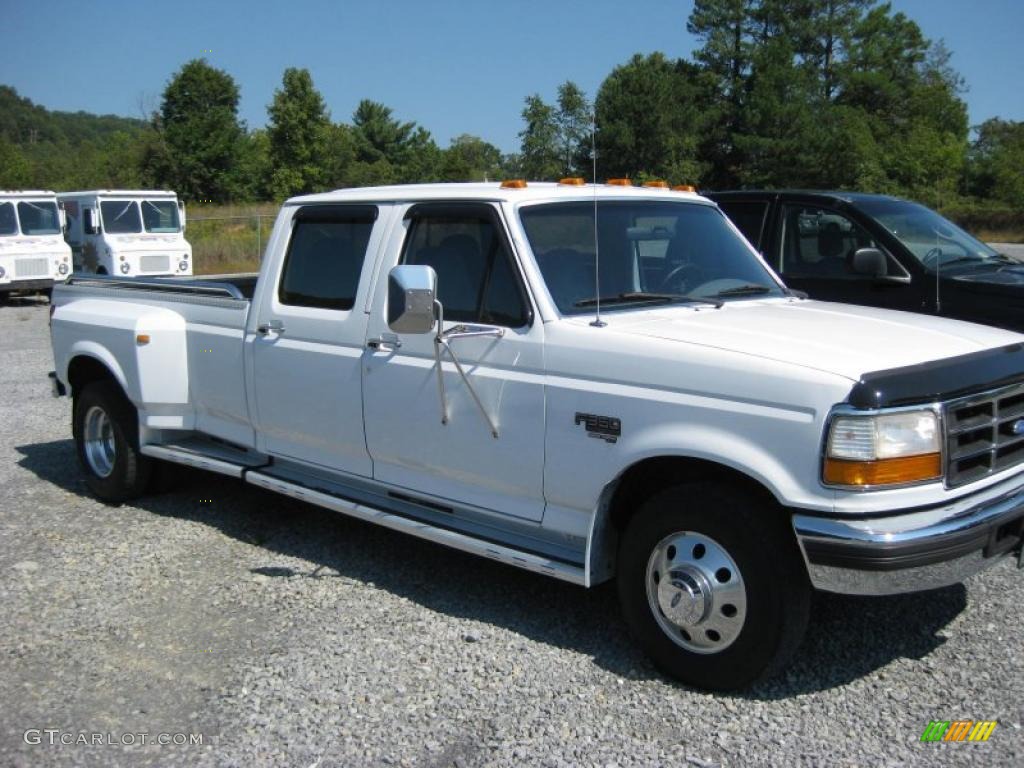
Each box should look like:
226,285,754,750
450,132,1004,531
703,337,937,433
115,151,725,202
58,190,192,277
0,191,71,298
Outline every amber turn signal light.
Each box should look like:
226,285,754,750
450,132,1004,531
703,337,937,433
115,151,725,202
823,454,941,487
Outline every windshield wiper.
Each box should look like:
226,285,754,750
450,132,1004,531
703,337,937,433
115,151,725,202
574,292,723,309
714,283,773,297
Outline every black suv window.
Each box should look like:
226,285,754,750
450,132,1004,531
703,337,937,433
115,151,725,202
780,204,881,277
279,205,377,311
402,205,529,327
718,201,768,249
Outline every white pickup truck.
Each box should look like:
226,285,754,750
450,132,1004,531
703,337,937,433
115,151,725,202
49,182,1024,690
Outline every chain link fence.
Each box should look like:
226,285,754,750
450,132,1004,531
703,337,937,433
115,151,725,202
187,214,276,275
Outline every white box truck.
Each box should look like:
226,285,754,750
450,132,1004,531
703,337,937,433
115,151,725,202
58,190,192,277
0,190,71,299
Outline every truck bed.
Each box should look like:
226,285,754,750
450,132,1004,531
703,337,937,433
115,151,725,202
62,272,259,300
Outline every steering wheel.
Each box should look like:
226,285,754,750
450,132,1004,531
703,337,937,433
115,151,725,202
659,263,705,293
922,247,943,269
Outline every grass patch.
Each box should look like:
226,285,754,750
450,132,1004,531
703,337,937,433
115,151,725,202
187,203,279,275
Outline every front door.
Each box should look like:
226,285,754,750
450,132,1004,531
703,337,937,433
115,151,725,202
775,202,919,311
363,202,547,522
249,204,382,477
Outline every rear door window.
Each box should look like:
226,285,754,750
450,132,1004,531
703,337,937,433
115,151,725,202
718,201,768,250
278,205,377,311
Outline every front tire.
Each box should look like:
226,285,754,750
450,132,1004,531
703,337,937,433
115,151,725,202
617,482,810,690
73,380,152,503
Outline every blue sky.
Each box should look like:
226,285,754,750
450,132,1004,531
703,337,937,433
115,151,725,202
3,0,1022,153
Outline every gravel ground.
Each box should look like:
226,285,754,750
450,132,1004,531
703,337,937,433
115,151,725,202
1,296,1022,768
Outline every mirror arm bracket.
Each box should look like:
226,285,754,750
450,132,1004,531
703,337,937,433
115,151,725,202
432,300,502,438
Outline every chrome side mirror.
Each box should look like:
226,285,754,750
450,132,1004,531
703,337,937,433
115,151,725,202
852,247,887,278
178,200,187,232
388,264,437,334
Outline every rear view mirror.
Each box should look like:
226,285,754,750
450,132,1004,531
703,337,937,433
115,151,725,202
83,208,99,235
388,264,437,334
852,247,887,278
58,205,67,233
178,200,187,232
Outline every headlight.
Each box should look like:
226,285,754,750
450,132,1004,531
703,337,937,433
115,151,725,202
58,263,69,275
120,262,131,274
178,260,189,272
824,409,940,487
0,266,6,278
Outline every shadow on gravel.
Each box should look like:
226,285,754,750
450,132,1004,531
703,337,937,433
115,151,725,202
17,439,969,698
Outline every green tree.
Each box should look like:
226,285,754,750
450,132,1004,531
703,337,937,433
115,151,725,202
555,81,592,176
967,119,1024,207
441,134,503,181
593,53,706,183
157,59,245,202
267,68,330,198
349,100,440,184
518,95,561,180
0,137,31,187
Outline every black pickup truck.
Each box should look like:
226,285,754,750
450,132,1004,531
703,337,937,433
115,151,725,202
707,190,1024,332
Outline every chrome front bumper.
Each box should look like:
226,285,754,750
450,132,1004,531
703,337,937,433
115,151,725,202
794,481,1024,596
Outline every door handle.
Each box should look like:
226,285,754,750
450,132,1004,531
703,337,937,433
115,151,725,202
367,334,402,351
256,320,285,335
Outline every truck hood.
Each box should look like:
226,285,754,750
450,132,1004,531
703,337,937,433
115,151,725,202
598,298,1023,382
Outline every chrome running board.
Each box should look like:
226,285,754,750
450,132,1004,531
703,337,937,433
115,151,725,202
245,470,586,585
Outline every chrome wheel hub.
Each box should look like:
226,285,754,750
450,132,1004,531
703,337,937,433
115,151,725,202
83,405,116,478
646,531,747,654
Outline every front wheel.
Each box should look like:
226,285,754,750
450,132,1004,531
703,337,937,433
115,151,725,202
73,380,152,503
617,482,810,690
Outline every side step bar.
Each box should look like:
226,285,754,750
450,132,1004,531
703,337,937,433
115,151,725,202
246,470,586,585
141,443,263,479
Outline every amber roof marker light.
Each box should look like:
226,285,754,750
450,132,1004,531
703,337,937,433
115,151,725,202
607,178,632,187
559,177,586,186
673,184,698,193
500,179,528,189
643,180,669,189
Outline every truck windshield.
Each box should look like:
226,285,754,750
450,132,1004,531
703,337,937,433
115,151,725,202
519,200,784,314
17,201,61,235
101,201,142,234
0,203,16,235
141,200,181,233
854,198,999,270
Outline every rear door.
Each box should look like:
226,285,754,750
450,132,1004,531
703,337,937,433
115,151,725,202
249,203,383,477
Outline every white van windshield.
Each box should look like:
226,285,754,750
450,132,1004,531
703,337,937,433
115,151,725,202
0,203,16,236
142,200,181,233
101,201,143,234
17,201,62,235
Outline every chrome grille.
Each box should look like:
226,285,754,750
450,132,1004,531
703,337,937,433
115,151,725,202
14,257,49,278
944,381,1024,487
140,254,170,273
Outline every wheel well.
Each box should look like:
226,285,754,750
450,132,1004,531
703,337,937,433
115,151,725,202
67,356,119,399
607,457,780,536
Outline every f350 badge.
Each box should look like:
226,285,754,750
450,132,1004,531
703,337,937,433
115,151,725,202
575,412,621,444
